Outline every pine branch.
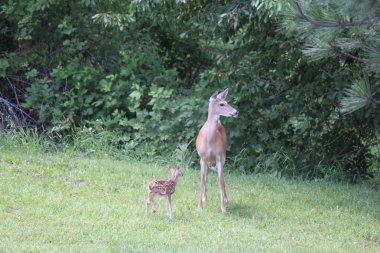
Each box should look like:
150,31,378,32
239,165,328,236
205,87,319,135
340,79,380,114
367,96,380,105
295,1,380,28
327,42,366,62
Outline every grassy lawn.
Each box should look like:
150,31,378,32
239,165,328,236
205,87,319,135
0,146,379,252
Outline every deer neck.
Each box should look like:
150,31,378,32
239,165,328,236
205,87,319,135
205,105,220,142
170,174,179,184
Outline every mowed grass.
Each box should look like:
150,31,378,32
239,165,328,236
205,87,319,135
0,147,379,252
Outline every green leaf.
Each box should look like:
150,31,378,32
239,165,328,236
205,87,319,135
0,58,10,77
100,79,112,92
26,69,38,79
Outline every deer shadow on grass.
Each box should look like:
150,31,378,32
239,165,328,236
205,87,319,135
227,202,255,219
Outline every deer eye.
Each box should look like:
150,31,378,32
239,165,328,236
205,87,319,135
219,103,225,107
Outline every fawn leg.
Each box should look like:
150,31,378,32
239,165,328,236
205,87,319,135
146,195,152,218
166,195,173,219
146,192,157,218
153,200,159,213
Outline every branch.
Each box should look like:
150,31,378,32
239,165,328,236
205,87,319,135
0,96,35,127
295,1,380,28
0,96,21,126
6,77,22,111
367,96,380,105
327,42,367,62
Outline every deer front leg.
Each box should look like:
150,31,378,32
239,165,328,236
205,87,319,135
198,158,208,209
217,160,228,213
166,195,173,219
146,200,150,218
146,193,153,218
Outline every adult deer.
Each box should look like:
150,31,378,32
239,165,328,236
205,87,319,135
196,88,239,213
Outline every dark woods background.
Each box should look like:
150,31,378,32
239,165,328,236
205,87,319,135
1,0,380,182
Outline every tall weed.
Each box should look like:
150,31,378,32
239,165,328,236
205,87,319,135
0,127,54,153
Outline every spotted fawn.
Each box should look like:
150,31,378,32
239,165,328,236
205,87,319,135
146,165,183,219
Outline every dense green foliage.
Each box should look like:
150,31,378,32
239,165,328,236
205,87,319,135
1,0,380,182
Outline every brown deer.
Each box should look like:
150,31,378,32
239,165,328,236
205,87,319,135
146,165,183,219
196,88,239,213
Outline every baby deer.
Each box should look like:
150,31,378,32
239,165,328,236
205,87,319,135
146,165,183,219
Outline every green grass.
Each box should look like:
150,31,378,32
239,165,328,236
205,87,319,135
0,146,379,252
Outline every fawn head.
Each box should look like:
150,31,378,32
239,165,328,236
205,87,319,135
209,88,239,118
168,164,183,179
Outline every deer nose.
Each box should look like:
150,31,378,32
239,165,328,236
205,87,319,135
233,110,239,117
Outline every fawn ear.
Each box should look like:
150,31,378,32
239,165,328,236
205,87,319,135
209,91,219,103
217,88,228,100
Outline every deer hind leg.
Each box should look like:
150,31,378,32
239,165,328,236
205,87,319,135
198,158,208,209
166,195,173,219
153,200,159,213
217,159,228,213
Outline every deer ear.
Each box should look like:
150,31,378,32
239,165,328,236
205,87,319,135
209,91,219,103
217,88,228,100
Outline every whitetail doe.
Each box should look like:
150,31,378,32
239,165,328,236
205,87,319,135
196,88,239,213
146,165,183,219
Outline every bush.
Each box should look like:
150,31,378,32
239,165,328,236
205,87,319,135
1,0,379,182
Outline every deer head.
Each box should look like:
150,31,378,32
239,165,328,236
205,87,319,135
168,164,183,179
209,88,239,118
